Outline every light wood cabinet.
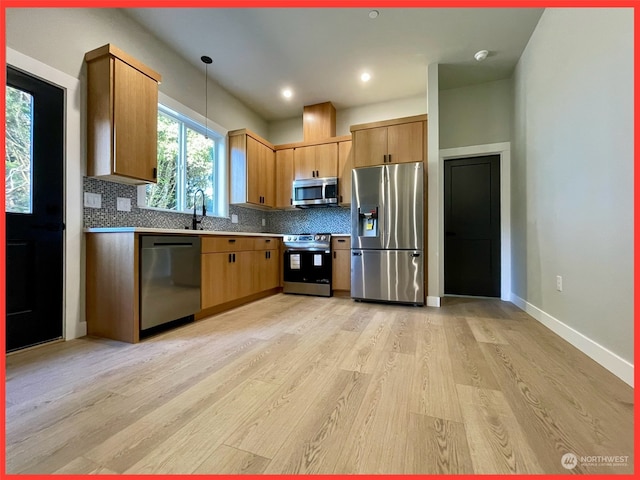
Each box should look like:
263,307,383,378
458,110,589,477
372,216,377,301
351,115,427,168
275,148,294,209
332,237,351,292
253,248,280,293
338,140,353,206
293,143,338,179
85,44,162,184
230,130,276,209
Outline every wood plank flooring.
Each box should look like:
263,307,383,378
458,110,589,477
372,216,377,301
5,295,634,474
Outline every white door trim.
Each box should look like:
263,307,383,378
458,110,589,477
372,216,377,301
6,47,86,340
439,142,511,301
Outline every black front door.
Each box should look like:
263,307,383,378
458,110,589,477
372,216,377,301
5,66,65,352
444,155,501,297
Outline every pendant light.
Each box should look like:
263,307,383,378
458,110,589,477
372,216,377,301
201,55,213,139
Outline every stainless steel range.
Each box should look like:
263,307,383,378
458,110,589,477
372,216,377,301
282,233,332,297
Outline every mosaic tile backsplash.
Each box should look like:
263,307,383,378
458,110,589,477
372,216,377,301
83,178,351,234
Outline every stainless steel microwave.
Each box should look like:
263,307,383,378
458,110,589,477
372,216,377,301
292,177,339,208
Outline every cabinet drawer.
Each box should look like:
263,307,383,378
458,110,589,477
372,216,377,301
331,237,351,250
253,237,279,250
202,236,254,253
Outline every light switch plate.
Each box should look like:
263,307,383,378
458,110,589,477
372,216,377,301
231,214,238,224
84,192,102,208
117,197,131,212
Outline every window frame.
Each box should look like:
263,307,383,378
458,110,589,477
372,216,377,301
137,92,228,218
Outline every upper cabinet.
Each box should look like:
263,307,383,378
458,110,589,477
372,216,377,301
351,115,427,168
85,44,162,184
229,129,275,209
293,142,338,179
275,148,294,209
338,140,352,206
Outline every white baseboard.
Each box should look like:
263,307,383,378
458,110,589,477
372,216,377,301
427,296,441,307
510,294,633,387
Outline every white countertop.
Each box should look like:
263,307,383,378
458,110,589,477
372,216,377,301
84,227,281,237
84,227,351,237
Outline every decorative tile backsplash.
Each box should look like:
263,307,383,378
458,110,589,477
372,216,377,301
83,177,351,234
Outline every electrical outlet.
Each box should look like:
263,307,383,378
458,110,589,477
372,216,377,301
231,214,238,224
262,218,266,227
116,197,131,212
84,192,102,209
556,275,563,292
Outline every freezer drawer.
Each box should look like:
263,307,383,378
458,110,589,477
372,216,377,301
351,249,424,305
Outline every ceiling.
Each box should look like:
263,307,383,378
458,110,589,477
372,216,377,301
124,8,544,121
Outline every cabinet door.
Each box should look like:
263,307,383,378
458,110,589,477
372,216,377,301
332,249,351,291
253,249,279,292
246,136,262,205
387,122,424,164
293,145,316,179
338,140,352,206
201,252,232,308
275,149,294,209
234,251,255,299
262,143,276,208
353,126,387,167
113,58,158,182
315,143,338,178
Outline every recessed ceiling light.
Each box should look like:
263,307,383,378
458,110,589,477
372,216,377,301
282,88,293,99
474,50,489,62
368,10,379,19
361,72,371,82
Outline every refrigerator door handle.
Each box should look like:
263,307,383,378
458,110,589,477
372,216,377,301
352,251,363,256
411,252,421,257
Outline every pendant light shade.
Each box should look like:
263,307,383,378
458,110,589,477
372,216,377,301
201,55,212,138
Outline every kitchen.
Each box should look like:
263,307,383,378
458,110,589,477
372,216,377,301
4,6,634,475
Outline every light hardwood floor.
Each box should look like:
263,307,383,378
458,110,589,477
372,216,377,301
5,294,633,474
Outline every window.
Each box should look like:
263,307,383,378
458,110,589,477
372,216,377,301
144,104,226,217
5,85,33,214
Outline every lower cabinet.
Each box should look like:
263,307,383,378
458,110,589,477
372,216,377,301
332,236,351,292
200,236,281,311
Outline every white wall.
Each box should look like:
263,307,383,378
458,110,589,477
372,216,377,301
6,8,267,136
439,78,513,149
268,94,426,144
512,8,633,378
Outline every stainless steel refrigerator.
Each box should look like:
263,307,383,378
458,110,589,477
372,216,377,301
351,161,424,305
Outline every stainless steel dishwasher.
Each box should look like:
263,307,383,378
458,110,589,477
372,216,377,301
140,235,201,332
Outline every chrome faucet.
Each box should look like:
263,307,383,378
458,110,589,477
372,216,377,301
192,188,206,230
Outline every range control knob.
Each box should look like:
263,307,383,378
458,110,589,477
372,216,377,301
315,235,320,240
321,235,326,241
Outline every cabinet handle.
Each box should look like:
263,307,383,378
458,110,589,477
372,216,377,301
340,195,343,203
233,253,236,262
228,239,236,243
338,239,345,243
265,239,271,243
228,253,232,263
312,171,315,178
316,170,319,177
153,167,157,179
388,154,392,163
333,251,336,259
383,154,387,163
290,198,292,205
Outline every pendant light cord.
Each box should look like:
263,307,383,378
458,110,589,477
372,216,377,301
201,56,213,139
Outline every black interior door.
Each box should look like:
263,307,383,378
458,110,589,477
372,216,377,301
5,66,65,352
444,155,500,297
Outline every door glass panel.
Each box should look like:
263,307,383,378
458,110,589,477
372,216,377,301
185,127,214,213
5,85,33,214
